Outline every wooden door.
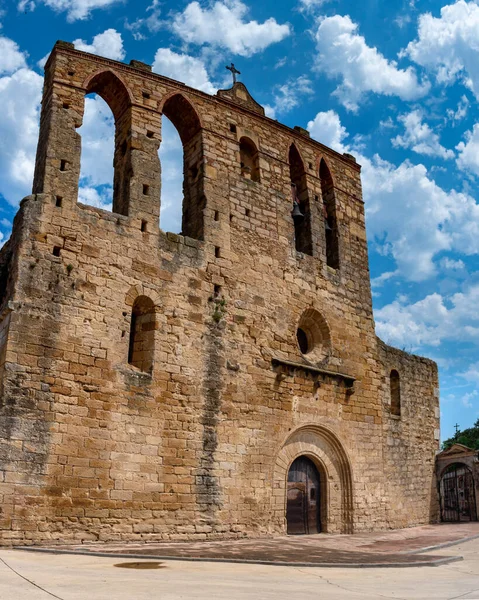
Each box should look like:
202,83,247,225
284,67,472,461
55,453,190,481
286,456,321,534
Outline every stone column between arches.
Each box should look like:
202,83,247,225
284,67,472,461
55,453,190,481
272,425,354,534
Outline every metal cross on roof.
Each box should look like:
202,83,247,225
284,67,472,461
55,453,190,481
226,63,241,84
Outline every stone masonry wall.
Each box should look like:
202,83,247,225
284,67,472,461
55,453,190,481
0,42,440,545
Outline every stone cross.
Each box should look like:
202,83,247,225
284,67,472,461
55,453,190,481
226,63,241,84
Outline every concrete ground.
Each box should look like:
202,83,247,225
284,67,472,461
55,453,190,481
1,536,479,600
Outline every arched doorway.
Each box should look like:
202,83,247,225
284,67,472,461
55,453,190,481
440,463,477,522
286,456,321,534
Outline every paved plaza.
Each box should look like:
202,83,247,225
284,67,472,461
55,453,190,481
1,524,479,599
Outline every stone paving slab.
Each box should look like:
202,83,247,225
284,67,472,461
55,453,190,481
16,523,479,568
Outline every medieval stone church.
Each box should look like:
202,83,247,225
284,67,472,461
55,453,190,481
0,41,440,545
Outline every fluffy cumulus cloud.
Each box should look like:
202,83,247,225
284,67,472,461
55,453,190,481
20,0,123,22
0,62,43,204
307,110,479,281
153,49,216,94
0,37,27,74
73,29,125,61
171,0,290,57
375,283,479,349
314,15,430,111
405,0,479,100
307,110,348,153
392,110,454,159
456,123,479,177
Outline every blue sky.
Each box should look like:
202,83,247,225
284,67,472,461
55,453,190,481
0,0,478,441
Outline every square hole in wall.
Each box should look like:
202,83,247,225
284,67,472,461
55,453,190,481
55,196,63,207
309,162,313,170
52,246,61,257
230,124,237,133
63,102,70,110
141,220,148,232
214,284,222,297
142,91,151,99
68,71,75,77
214,246,221,258
60,159,67,172
143,184,150,196
214,211,219,222
245,208,250,217
146,130,154,138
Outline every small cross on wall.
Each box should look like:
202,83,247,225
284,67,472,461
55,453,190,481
226,63,241,84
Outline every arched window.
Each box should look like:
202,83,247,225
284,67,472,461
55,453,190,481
160,94,205,240
320,159,339,269
128,296,156,373
239,137,260,182
81,71,133,216
289,144,312,255
390,369,401,416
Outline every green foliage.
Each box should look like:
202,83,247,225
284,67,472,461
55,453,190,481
442,418,479,451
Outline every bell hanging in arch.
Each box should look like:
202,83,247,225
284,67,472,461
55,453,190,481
324,218,333,231
292,201,304,220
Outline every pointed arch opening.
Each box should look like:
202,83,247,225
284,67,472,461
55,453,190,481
289,144,312,255
390,369,401,416
80,71,133,216
239,137,260,182
160,94,205,240
320,159,339,269
128,296,156,374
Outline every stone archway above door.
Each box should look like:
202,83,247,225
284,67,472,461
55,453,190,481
273,424,354,534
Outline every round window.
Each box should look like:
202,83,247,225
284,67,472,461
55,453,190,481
296,309,331,362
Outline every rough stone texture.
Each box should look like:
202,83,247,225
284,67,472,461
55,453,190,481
0,43,440,545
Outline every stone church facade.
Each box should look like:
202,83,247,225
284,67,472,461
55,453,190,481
0,42,440,545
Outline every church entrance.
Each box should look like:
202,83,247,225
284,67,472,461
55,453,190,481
286,456,321,534
440,463,477,522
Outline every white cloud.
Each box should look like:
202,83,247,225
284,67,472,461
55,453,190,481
463,363,479,384
78,186,112,211
73,29,125,61
125,0,162,40
392,110,454,159
22,0,123,22
308,110,479,281
314,15,429,111
152,49,216,94
0,65,43,204
0,37,27,74
440,257,465,271
307,109,349,153
405,1,479,99
446,95,469,123
171,0,290,57
375,283,479,349
298,0,330,11
268,75,313,116
457,123,479,178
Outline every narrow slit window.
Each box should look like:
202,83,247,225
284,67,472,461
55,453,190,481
390,370,401,416
128,296,156,373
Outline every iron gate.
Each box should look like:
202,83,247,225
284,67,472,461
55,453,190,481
440,463,477,522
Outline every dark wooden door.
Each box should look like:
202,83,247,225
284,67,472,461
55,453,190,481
286,456,320,534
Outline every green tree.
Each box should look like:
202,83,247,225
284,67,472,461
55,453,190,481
442,418,479,451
